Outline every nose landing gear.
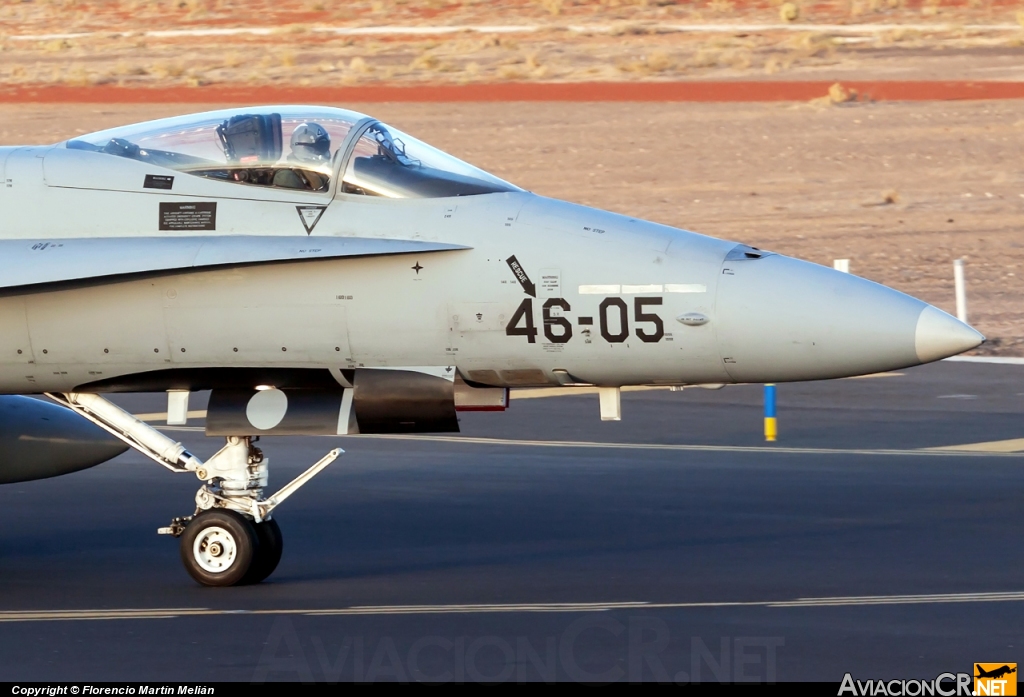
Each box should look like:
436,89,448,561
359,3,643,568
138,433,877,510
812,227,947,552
49,392,339,587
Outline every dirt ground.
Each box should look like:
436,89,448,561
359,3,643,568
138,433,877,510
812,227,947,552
2,0,1024,89
2,99,1021,354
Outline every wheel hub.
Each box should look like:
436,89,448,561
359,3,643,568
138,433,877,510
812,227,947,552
193,526,237,573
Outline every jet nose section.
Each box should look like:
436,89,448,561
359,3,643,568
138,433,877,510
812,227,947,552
915,305,984,363
714,253,978,382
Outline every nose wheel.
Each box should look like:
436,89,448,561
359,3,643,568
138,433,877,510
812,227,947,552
180,510,258,587
179,511,285,587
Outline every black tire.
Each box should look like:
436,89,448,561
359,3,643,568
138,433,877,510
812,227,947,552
180,510,259,587
242,517,284,585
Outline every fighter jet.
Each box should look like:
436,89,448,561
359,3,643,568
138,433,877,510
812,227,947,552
0,106,983,585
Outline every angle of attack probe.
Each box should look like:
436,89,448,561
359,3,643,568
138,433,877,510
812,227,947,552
0,105,983,586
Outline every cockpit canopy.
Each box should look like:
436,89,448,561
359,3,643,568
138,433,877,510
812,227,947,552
66,106,521,199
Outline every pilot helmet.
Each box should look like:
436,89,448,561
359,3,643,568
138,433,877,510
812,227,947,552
290,123,331,163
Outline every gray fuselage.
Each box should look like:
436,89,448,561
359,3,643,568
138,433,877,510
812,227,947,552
0,141,981,395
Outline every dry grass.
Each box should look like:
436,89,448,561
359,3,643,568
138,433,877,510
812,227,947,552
42,39,72,52
809,81,860,106
148,62,186,79
537,0,563,15
786,33,837,59
181,0,210,19
409,52,442,71
113,61,146,77
0,0,1021,87
497,64,527,80
63,64,90,86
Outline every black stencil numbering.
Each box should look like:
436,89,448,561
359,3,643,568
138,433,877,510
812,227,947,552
506,296,664,346
543,299,573,344
634,297,665,343
506,299,538,344
599,298,629,343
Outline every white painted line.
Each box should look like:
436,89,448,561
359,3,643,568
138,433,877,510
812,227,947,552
8,32,95,41
8,22,1022,42
3,591,1022,622
664,283,707,293
578,283,706,294
148,27,277,38
579,284,620,294
316,24,536,36
652,22,1023,33
622,284,663,294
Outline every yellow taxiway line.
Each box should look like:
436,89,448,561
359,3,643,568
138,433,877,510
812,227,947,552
147,426,1024,458
2,591,1022,623
922,438,1024,453
338,434,1024,458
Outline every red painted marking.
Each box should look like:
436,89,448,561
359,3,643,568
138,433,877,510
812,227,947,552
1,81,1023,104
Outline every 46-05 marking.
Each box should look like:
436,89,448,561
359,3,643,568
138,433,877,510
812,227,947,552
506,297,663,345
506,298,571,344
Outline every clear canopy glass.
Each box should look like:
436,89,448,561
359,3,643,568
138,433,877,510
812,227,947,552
66,106,520,198
340,122,519,198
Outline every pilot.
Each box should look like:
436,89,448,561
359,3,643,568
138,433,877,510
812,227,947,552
274,123,331,191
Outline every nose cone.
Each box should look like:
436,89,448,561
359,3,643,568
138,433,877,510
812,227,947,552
915,305,984,363
714,254,983,382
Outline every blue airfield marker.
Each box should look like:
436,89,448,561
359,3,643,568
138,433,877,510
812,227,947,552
764,384,777,442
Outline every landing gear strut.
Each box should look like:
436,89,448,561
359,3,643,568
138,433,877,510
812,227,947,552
48,392,339,586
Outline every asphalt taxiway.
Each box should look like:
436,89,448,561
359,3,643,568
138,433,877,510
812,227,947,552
0,360,1020,682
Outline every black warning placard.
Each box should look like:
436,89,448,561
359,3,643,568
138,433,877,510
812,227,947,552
159,202,217,231
144,174,174,190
